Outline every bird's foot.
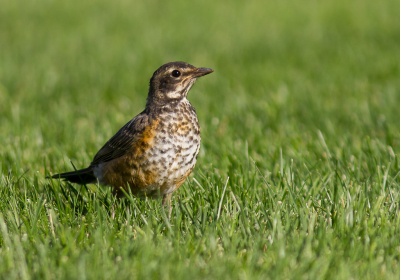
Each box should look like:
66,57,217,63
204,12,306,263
162,193,172,219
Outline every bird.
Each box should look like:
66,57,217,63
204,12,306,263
49,61,213,216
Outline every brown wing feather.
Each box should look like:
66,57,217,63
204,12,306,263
90,110,151,165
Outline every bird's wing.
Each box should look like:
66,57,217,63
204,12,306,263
90,111,151,165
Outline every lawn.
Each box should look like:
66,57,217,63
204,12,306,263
1,0,400,279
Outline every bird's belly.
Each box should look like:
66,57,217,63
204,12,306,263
149,130,200,194
97,125,200,197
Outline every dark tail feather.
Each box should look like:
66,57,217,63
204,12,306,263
49,167,96,184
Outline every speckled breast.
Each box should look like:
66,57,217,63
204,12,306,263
143,99,201,195
97,99,201,198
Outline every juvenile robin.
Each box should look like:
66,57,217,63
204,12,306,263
50,61,213,215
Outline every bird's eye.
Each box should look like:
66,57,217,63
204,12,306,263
172,70,181,77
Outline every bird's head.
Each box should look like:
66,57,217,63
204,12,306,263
147,61,213,106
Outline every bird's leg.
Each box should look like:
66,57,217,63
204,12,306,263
162,193,172,219
110,200,115,219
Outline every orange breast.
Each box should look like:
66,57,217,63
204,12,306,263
101,119,160,196
98,100,201,198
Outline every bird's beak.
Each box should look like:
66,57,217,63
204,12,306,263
191,67,214,78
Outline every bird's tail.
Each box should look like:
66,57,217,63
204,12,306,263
49,167,96,184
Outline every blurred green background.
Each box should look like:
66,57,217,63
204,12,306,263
1,0,400,279
1,0,399,174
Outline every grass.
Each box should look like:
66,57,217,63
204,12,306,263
1,0,400,278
